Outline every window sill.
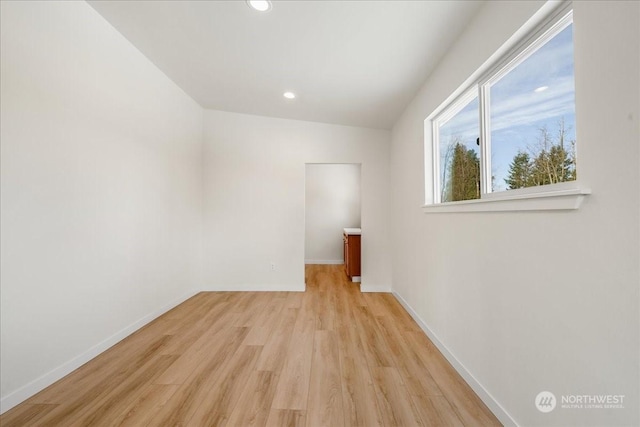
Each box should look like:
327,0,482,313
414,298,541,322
422,187,591,213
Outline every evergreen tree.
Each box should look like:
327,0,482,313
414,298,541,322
447,142,480,201
529,129,574,186
505,151,532,189
504,121,576,190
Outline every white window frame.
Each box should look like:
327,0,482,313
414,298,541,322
424,2,590,213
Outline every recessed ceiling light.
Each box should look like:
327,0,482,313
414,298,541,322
247,0,272,12
534,86,549,93
283,91,296,99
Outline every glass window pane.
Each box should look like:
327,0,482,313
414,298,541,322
490,24,576,192
439,95,480,202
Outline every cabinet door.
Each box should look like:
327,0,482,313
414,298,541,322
348,235,361,277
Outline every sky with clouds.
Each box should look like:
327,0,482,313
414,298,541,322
439,24,575,192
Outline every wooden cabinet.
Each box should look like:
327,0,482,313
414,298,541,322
343,229,361,281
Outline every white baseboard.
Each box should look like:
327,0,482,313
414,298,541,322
304,259,343,265
201,283,305,292
0,290,198,415
360,284,392,292
392,291,518,427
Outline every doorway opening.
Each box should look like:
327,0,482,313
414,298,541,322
304,163,362,289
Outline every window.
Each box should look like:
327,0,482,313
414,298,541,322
436,92,480,203
427,4,588,211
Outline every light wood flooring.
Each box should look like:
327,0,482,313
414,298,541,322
0,265,501,427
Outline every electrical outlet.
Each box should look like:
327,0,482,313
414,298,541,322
270,262,276,271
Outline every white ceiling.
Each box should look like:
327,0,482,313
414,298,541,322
88,0,484,130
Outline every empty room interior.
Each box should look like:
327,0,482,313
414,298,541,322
1,1,638,426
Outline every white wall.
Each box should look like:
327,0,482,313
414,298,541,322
0,1,203,412
390,1,639,426
203,110,391,292
305,164,361,264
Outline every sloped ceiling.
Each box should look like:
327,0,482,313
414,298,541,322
89,0,484,129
